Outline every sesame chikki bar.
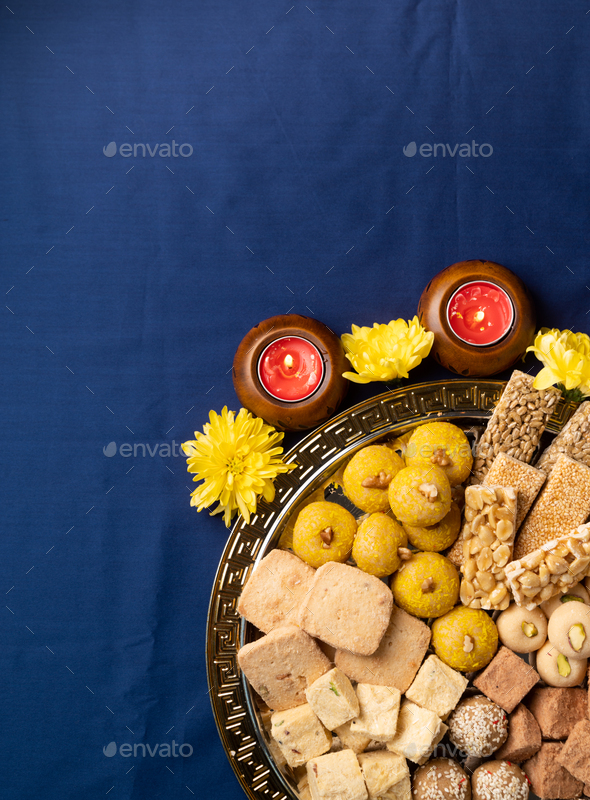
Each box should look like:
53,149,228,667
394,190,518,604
536,401,590,475
459,485,517,611
513,454,590,559
505,523,590,609
470,371,560,485
483,452,546,530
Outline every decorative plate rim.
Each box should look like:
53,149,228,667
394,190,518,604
205,378,577,800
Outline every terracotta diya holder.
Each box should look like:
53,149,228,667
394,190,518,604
418,260,536,377
232,314,349,431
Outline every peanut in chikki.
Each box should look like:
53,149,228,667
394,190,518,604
459,484,517,611
483,452,546,530
505,523,590,610
470,370,560,485
513,454,590,559
536,401,590,475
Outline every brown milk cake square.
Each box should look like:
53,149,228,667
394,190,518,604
524,741,584,799
526,687,588,740
495,703,541,762
473,645,540,713
558,719,590,785
297,562,393,656
334,604,431,693
238,549,315,633
237,625,331,711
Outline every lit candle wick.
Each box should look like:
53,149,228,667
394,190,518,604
474,311,485,322
284,354,294,369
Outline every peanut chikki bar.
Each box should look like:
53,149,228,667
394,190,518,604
458,485,517,611
536,400,590,474
483,452,546,530
513,454,590,559
505,523,590,609
470,370,560,485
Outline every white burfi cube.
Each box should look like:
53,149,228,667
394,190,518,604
386,700,446,764
307,749,368,800
260,708,287,768
306,667,360,731
297,774,312,800
380,775,411,800
404,655,468,720
357,751,409,800
332,720,371,754
270,704,331,768
350,683,401,742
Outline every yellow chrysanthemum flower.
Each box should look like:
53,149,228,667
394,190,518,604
341,316,434,384
527,328,590,399
182,407,296,528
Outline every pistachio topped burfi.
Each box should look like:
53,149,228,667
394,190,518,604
305,668,359,731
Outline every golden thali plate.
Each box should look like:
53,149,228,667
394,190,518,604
206,379,576,800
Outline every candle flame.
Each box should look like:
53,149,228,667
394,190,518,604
284,354,294,368
474,311,485,322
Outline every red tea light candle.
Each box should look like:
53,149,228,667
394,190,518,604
258,337,324,402
447,281,514,346
417,260,536,377
233,314,349,431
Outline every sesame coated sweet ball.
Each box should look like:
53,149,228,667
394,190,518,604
412,758,471,800
292,501,357,569
402,501,461,552
342,445,405,514
431,606,498,672
405,422,473,487
390,551,459,619
447,695,508,757
471,760,529,800
388,464,452,527
352,512,407,578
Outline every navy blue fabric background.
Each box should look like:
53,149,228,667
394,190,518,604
1,0,589,797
